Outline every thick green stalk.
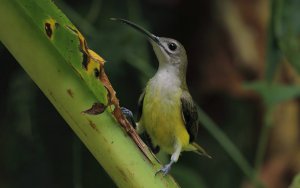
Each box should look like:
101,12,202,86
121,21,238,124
0,0,179,187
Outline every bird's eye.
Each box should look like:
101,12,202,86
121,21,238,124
168,42,177,51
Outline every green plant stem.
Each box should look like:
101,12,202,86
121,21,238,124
0,0,179,187
254,107,273,178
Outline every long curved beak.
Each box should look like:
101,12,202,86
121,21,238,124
110,18,161,46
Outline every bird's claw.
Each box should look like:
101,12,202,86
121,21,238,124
120,107,137,128
155,163,172,176
120,107,133,117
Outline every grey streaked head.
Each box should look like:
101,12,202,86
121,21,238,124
111,18,188,72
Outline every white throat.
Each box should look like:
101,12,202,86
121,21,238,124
148,65,182,93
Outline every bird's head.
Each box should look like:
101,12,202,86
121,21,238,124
111,18,188,73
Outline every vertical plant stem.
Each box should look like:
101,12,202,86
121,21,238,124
254,107,274,177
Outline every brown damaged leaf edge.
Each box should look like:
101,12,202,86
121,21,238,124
65,25,155,163
83,102,107,115
65,25,90,70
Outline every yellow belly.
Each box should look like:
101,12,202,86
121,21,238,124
140,87,190,154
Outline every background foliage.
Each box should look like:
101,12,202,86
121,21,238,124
0,0,299,187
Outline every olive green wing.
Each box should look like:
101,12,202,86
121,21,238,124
181,91,198,142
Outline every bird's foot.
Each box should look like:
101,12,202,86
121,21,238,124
120,107,133,117
120,107,137,128
155,161,174,176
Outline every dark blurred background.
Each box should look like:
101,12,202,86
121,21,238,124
1,0,299,187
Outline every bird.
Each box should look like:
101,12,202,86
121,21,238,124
112,18,211,175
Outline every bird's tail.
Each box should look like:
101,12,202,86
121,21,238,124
189,142,212,159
